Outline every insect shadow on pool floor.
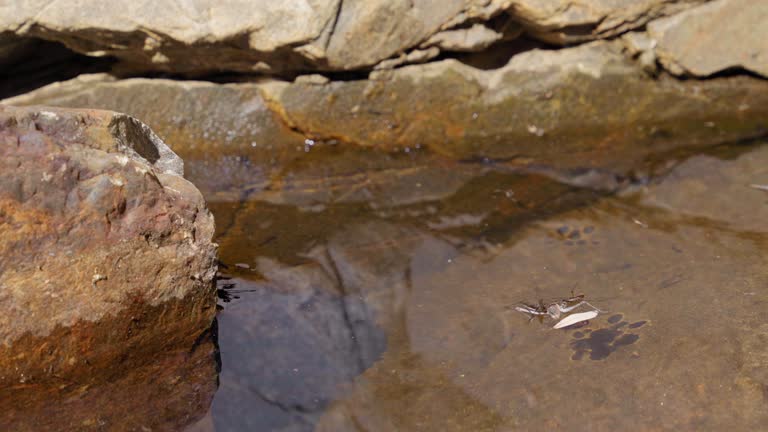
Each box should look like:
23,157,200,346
569,314,648,360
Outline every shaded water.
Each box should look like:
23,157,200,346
181,139,768,431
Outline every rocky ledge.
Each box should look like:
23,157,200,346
1,0,764,78
0,105,218,390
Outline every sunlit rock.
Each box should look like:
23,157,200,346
259,41,768,171
648,0,768,78
0,0,721,74
0,106,218,398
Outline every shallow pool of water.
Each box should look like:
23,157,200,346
187,140,768,431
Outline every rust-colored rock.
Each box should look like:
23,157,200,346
0,330,218,431
259,41,768,172
0,105,218,392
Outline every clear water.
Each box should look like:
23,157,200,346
186,140,768,431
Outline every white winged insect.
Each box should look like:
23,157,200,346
553,310,599,329
514,291,603,321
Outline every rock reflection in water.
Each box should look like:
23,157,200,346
207,141,768,431
208,161,598,431
211,256,387,432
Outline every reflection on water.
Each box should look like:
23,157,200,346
202,141,768,431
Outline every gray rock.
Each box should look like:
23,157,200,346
509,0,708,43
421,23,504,52
374,47,441,70
648,0,768,77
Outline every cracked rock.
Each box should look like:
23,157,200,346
0,0,723,75
421,23,505,52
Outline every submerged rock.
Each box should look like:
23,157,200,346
0,106,218,391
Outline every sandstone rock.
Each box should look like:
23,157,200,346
421,23,505,52
0,0,341,74
0,0,719,74
648,0,768,78
0,105,217,390
620,32,659,74
374,47,441,70
258,41,768,172
320,0,499,70
0,0,502,74
7,37,768,188
508,0,707,44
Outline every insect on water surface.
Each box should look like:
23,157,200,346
514,290,603,324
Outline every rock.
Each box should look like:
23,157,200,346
6,38,768,185
0,0,722,74
648,0,768,77
620,32,658,74
1,74,307,202
0,0,341,74
0,0,500,74
421,23,505,52
320,0,497,70
258,40,768,172
0,105,218,389
509,0,707,44
0,332,218,431
211,258,385,431
0,36,112,100
374,47,441,70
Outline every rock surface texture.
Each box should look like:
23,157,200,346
648,0,768,77
2,0,750,76
6,40,768,189
257,40,768,170
0,105,218,393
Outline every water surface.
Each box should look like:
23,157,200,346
194,141,768,431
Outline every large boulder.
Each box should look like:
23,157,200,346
0,0,720,75
1,0,495,74
0,105,218,392
648,0,768,78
